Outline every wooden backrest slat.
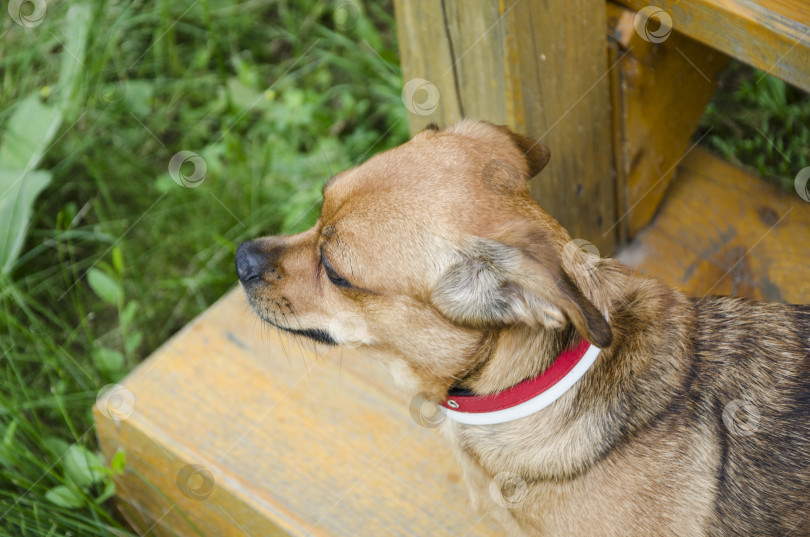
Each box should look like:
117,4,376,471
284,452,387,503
615,0,810,92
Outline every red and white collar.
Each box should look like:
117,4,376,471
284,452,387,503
439,339,601,425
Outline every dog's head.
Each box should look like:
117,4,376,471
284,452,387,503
237,121,611,394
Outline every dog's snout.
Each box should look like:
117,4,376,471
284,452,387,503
236,241,270,283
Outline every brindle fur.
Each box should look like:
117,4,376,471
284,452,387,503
236,121,810,536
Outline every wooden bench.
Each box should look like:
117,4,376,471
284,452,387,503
95,2,810,535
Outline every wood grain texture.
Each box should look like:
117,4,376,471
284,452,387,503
394,0,617,254
607,2,729,238
614,0,810,92
94,290,506,537
393,0,463,130
616,147,810,303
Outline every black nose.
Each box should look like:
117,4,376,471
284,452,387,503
236,241,263,283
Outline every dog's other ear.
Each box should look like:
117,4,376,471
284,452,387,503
412,122,442,141
495,125,551,178
431,234,612,348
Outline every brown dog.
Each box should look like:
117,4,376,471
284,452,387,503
236,121,810,536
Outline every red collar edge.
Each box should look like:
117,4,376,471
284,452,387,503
440,339,591,414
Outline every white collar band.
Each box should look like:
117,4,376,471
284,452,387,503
439,340,601,425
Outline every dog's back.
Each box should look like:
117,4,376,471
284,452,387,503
692,297,810,536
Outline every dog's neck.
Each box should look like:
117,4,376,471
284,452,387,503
453,253,615,397
455,323,580,396
441,260,695,482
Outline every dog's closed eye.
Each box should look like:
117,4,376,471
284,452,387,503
321,250,352,288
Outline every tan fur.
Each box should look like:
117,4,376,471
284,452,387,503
237,121,810,536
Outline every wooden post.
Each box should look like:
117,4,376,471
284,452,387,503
395,0,618,254
607,2,728,239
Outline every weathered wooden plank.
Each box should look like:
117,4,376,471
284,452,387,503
616,147,810,303
394,0,617,254
614,0,810,92
607,2,729,238
505,1,617,255
393,0,463,129
94,290,506,536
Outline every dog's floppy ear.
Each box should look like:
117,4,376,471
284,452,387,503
495,125,551,178
431,233,612,348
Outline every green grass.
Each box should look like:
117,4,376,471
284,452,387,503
699,59,810,190
1,2,808,535
1,1,406,535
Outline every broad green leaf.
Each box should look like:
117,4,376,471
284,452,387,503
0,4,91,272
0,169,52,274
86,268,122,305
57,4,92,122
93,347,125,372
62,445,106,488
0,94,62,171
45,485,85,509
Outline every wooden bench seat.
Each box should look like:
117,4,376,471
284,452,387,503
94,289,505,536
617,147,810,302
